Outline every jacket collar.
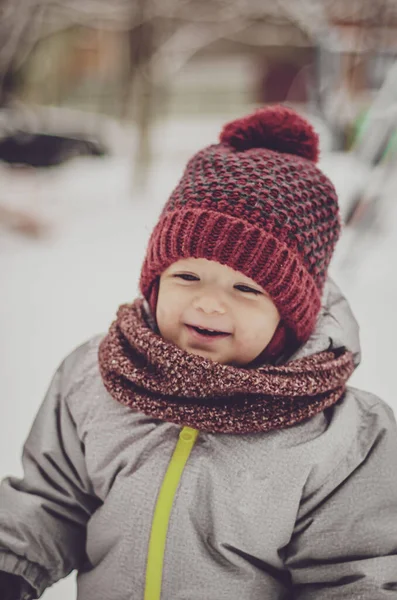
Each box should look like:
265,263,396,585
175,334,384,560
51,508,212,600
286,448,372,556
288,277,361,368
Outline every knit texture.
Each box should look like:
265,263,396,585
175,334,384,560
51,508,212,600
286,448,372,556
140,105,341,346
98,300,355,434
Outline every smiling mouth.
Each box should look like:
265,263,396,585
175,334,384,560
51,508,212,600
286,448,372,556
186,324,231,338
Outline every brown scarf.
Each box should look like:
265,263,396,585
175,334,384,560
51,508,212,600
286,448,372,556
98,299,355,434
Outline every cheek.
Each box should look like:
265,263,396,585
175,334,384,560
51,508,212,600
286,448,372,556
157,302,174,335
236,306,280,347
237,327,271,352
156,288,185,335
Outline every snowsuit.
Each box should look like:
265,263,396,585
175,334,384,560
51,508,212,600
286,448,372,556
0,279,396,599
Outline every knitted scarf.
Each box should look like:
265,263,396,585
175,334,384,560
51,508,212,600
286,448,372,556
98,299,355,434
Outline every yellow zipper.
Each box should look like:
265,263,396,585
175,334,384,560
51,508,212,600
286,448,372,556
144,426,199,600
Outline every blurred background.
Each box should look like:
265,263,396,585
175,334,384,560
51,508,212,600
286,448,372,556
1,1,397,597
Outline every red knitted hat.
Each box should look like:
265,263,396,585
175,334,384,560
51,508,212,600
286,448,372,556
140,105,340,353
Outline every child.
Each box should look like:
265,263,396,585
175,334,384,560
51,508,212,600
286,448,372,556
0,105,396,600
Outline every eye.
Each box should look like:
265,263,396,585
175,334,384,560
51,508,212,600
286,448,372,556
173,273,199,281
235,284,262,295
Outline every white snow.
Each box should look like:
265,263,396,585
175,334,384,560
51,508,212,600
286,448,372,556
0,112,396,599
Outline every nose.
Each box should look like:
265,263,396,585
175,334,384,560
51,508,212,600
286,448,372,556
192,292,226,315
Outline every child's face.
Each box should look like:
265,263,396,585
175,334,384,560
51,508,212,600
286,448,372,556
156,258,280,366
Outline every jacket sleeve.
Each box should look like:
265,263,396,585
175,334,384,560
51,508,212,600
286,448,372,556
286,396,397,599
0,352,101,598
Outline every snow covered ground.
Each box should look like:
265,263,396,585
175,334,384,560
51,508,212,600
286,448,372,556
1,112,396,599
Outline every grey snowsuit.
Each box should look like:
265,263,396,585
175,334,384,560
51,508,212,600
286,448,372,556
0,279,396,599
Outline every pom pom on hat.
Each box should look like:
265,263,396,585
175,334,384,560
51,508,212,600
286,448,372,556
220,104,319,163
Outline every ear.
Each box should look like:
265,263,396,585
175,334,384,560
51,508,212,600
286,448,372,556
148,278,160,322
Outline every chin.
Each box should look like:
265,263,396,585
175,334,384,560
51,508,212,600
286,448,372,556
187,347,223,363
